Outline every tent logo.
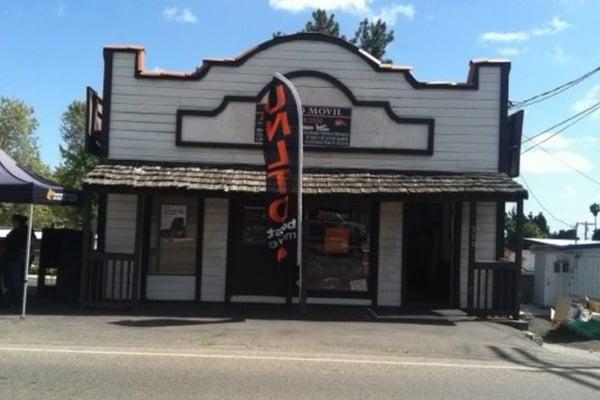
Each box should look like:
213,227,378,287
45,188,78,203
46,189,62,202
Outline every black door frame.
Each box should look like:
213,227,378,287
139,191,206,302
401,201,462,308
225,193,380,303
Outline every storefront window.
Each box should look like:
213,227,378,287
148,195,198,275
305,205,371,293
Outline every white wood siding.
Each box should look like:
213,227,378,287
107,40,501,172
103,194,137,299
459,202,497,308
104,194,137,253
377,202,403,306
200,198,229,302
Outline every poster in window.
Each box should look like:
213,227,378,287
160,204,187,239
324,227,350,254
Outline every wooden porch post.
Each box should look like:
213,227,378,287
79,190,93,308
467,201,477,312
132,193,147,307
514,198,524,319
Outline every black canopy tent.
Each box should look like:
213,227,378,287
0,148,82,317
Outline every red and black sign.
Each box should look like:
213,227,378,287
256,105,351,147
262,76,301,265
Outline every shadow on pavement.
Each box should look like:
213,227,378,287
488,345,600,391
1,295,467,326
109,317,245,327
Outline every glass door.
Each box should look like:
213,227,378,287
145,194,199,300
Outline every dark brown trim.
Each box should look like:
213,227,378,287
401,202,408,307
79,191,92,307
451,202,463,307
139,195,152,301
132,193,146,307
195,193,205,302
496,201,505,259
514,198,524,319
497,63,511,172
224,197,236,303
370,200,380,307
467,201,477,312
103,33,509,91
175,70,435,156
101,50,114,158
97,192,107,252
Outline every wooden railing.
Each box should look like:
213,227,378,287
468,261,520,318
83,252,138,308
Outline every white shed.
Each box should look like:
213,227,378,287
528,238,600,307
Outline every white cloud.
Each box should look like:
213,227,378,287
521,150,593,173
497,47,522,57
481,31,529,43
531,17,570,36
269,0,415,25
521,129,598,174
573,85,600,118
551,46,572,63
162,7,197,23
480,16,570,43
527,132,571,149
269,0,371,13
372,4,415,24
525,132,600,152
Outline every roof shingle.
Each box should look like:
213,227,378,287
84,163,527,199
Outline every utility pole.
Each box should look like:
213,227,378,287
576,221,594,240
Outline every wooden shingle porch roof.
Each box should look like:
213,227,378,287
84,163,528,200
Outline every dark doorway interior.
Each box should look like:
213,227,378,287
228,197,287,297
404,203,457,307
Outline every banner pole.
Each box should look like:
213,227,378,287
273,73,305,313
297,89,304,314
21,203,34,318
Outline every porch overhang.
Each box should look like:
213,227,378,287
83,162,528,201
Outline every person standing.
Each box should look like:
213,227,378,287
3,214,34,305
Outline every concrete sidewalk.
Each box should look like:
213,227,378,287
0,298,590,368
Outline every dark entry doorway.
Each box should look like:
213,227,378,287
227,197,287,298
404,203,459,307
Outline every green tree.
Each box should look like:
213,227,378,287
551,229,577,239
529,212,550,236
592,229,600,241
53,100,98,228
275,9,396,62
303,9,341,37
0,97,56,227
505,209,547,250
590,203,600,232
0,97,43,172
350,18,395,62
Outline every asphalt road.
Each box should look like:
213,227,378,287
1,304,599,399
1,346,600,400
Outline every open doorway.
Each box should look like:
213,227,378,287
404,202,459,307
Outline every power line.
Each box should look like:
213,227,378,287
522,101,600,146
521,102,600,153
520,175,573,229
521,136,600,188
534,145,600,188
509,65,600,109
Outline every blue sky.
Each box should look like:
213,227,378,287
1,0,599,234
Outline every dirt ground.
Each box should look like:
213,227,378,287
522,304,600,354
